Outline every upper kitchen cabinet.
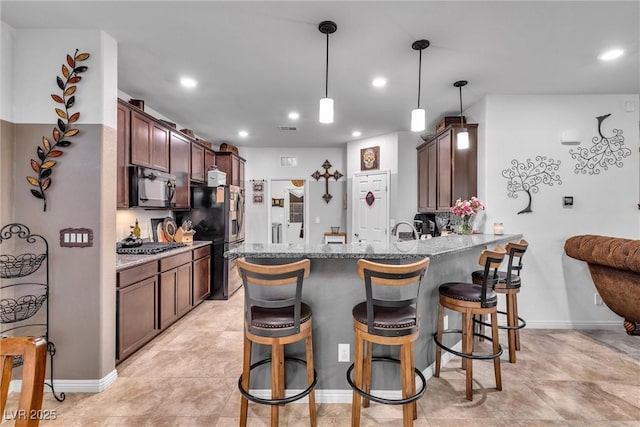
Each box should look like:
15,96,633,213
417,124,478,212
215,151,245,188
190,142,215,183
117,100,131,209
130,109,170,172
169,131,191,209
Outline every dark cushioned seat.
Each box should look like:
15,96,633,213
250,303,312,329
471,270,521,288
439,282,497,306
352,302,416,329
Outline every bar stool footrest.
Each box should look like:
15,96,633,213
433,329,503,360
238,356,317,406
346,356,426,405
473,311,526,331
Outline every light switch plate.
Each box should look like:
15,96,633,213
60,228,93,248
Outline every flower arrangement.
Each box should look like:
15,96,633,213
450,197,485,234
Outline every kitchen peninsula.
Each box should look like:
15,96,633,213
225,234,522,394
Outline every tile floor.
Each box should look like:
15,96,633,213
3,288,639,426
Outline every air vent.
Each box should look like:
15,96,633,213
278,125,297,131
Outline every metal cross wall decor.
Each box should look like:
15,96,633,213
311,159,343,203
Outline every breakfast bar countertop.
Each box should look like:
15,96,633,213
116,240,212,271
225,234,522,260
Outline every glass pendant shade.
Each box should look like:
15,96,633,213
411,108,425,132
319,97,334,124
457,129,470,149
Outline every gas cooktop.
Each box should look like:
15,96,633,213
116,242,186,255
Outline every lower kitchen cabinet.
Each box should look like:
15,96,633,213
117,243,210,363
193,246,211,304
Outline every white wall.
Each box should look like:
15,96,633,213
242,146,346,244
483,94,640,328
1,21,15,122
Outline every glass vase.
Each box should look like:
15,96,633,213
459,215,473,235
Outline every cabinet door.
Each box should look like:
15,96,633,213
427,142,437,211
238,158,245,189
116,102,130,209
176,263,193,316
159,269,179,329
170,132,191,209
117,276,159,361
452,125,478,202
231,155,240,187
130,110,152,168
191,143,205,182
215,153,231,183
193,255,211,304
437,131,452,210
204,149,216,174
151,123,169,172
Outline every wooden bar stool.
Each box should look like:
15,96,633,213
434,247,505,401
236,258,317,427
347,258,430,427
471,240,528,363
1,336,47,427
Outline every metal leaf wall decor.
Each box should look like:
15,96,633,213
570,114,630,175
26,49,90,211
501,156,562,214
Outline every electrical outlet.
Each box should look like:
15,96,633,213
443,315,449,330
315,217,320,224
594,293,603,306
338,344,350,362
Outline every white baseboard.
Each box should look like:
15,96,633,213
525,320,623,329
248,341,462,404
9,369,118,394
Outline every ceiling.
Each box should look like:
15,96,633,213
2,1,638,148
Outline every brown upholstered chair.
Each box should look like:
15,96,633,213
0,336,47,427
236,258,316,427
434,247,505,401
347,258,430,427
471,239,528,363
564,235,640,335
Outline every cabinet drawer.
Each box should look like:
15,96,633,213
193,245,211,260
118,261,158,288
160,251,192,272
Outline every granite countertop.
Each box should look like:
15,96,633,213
225,234,522,260
116,240,212,271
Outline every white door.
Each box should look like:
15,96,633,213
352,171,389,244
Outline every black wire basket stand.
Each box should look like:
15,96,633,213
0,223,65,401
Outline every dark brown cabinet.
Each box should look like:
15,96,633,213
193,246,211,304
215,151,245,188
170,131,191,209
204,149,216,175
130,110,170,172
417,124,478,212
116,100,130,209
190,143,205,182
159,252,192,329
117,262,160,362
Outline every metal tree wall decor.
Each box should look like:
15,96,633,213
311,159,343,203
27,49,90,211
502,156,562,214
570,113,630,175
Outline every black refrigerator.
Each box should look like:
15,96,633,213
176,184,245,300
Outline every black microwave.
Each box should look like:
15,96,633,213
129,166,176,208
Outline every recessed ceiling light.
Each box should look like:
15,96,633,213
288,111,300,120
372,77,387,88
180,76,197,88
238,130,249,138
598,48,624,61
352,131,362,137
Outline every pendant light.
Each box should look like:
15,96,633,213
319,21,337,124
453,80,470,149
410,39,430,132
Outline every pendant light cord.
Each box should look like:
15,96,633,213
325,33,329,98
458,85,463,125
417,49,422,108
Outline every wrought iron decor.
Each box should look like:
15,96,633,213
570,114,630,175
0,223,65,401
27,49,90,211
311,159,343,203
502,156,562,214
